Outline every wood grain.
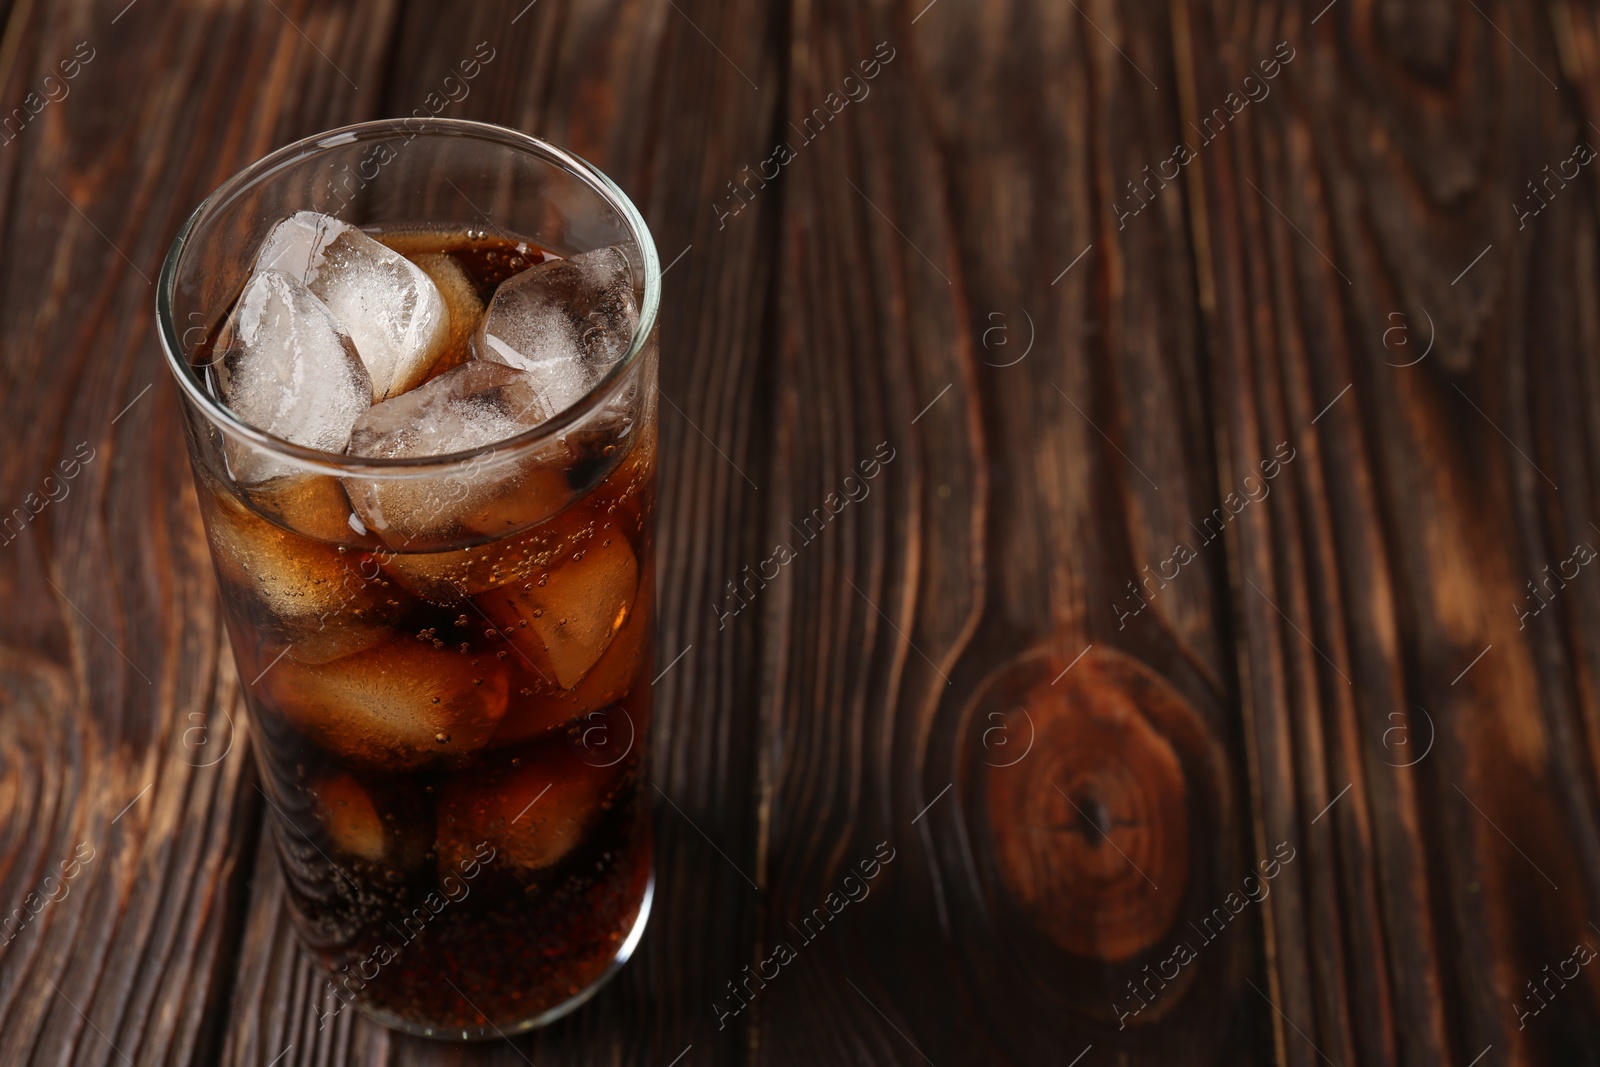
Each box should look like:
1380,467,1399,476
1180,0,1600,1063
0,1,395,1064
1,0,1598,1064
750,0,1267,1062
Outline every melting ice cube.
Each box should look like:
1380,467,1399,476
343,361,564,544
435,745,622,874
476,246,639,423
255,211,450,401
212,269,372,483
263,640,509,770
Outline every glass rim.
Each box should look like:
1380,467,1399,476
156,118,661,477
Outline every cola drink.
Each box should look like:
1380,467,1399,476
187,214,656,1036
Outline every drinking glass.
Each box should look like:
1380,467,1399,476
157,119,660,1039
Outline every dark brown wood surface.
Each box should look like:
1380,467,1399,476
1,0,1599,1063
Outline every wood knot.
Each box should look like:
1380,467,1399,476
973,645,1209,963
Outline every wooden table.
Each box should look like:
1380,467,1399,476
4,0,1599,1062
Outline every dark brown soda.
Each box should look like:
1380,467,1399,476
190,227,655,1036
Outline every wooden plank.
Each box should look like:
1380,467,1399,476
750,0,1267,1062
11,0,1600,1063
1179,0,1600,1063
0,1,398,1064
218,0,788,1062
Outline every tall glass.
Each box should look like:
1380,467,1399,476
157,120,660,1039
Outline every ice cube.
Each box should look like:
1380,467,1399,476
477,247,639,422
203,483,393,637
380,486,587,602
282,620,397,668
412,252,484,373
435,743,622,874
347,361,546,459
483,532,639,689
455,461,576,538
483,689,577,750
213,270,372,480
241,471,362,544
307,772,430,871
310,773,386,863
490,554,652,748
255,211,450,401
262,640,510,770
344,361,569,546
566,551,652,710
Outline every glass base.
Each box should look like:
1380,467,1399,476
353,872,654,1041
